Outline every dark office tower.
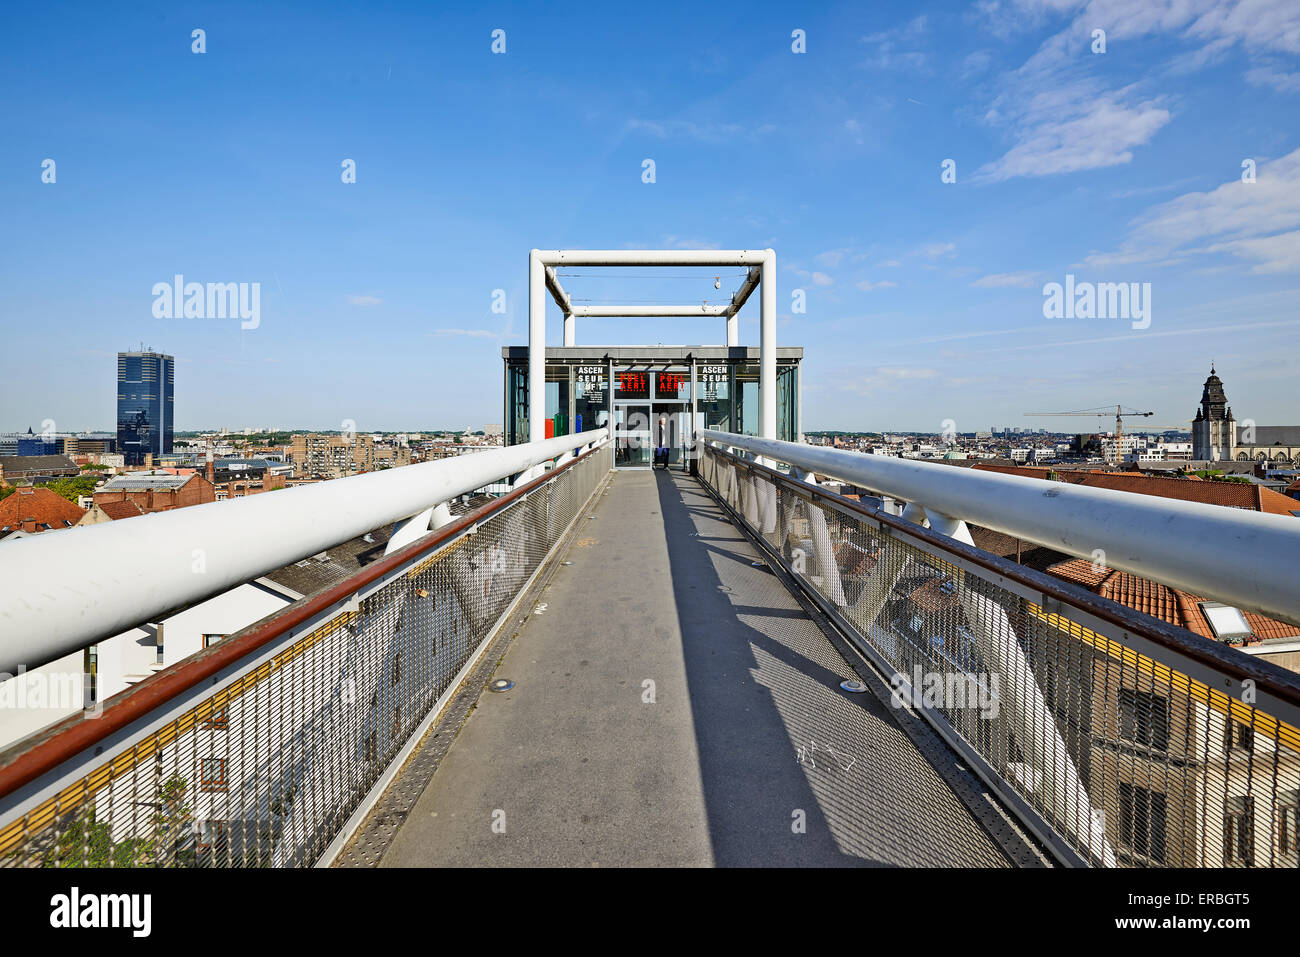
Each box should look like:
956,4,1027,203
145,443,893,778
117,351,174,466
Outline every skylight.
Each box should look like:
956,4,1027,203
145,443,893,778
1200,602,1254,640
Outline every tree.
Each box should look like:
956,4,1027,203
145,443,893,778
44,475,99,503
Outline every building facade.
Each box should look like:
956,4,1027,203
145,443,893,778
290,433,377,478
502,345,802,468
93,472,215,513
1192,366,1235,462
1192,366,1300,464
117,351,175,466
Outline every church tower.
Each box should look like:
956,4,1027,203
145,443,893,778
1192,365,1235,461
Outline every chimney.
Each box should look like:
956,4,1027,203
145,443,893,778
206,446,215,484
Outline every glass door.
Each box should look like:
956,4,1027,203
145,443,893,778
615,404,651,468
650,404,690,469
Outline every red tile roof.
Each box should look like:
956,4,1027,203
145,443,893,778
1060,471,1298,515
971,464,1054,480
972,464,1299,516
0,487,87,532
1045,558,1298,643
98,500,144,520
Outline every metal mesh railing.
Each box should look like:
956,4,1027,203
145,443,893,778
0,444,610,868
700,445,1300,867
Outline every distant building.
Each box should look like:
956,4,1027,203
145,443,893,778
64,434,117,456
1192,365,1300,464
77,499,146,526
1191,365,1235,461
0,454,79,484
16,428,57,456
93,471,215,514
291,433,366,477
117,350,175,466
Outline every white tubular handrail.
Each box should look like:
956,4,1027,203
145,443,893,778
0,429,610,674
700,429,1300,628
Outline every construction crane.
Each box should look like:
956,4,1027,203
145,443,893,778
1024,405,1155,464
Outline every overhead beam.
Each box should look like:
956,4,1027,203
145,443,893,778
568,304,730,318
544,267,573,313
726,266,761,346
536,249,771,267
545,267,576,347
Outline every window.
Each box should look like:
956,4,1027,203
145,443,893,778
1279,792,1299,862
1224,796,1254,866
1200,602,1254,642
202,633,228,649
1118,783,1167,863
197,820,227,850
200,757,228,791
1118,688,1170,751
202,704,229,731
1226,716,1253,752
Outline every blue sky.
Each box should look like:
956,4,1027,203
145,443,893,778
2,0,1298,433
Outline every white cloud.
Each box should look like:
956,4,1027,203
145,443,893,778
986,0,1300,56
977,82,1170,182
659,236,721,250
919,242,957,258
811,272,834,286
1084,148,1300,273
1203,229,1300,274
973,271,1041,287
625,119,775,143
347,295,383,306
974,0,1300,183
1245,67,1300,92
961,49,994,76
856,280,898,291
840,365,940,396
860,15,931,71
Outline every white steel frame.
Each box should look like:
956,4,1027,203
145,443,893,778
529,249,777,445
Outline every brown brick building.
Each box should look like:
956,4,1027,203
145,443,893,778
290,434,376,478
92,471,216,514
0,454,79,484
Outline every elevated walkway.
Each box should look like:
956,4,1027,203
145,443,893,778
349,470,1028,867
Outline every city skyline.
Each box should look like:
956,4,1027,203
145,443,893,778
1,2,1297,432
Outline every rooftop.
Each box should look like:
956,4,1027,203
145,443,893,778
0,487,86,536
0,455,77,472
99,472,201,491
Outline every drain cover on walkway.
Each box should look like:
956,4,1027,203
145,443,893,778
488,679,515,693
840,679,868,693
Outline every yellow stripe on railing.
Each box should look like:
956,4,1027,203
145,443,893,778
1027,602,1300,753
0,532,479,860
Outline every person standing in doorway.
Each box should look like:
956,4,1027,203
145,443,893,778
656,415,669,469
